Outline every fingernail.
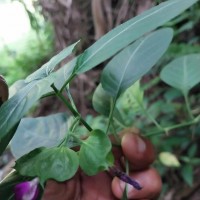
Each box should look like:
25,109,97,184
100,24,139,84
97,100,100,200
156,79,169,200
120,181,133,194
136,136,146,153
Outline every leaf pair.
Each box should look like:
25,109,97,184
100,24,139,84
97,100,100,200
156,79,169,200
93,28,173,119
15,146,79,186
0,0,198,156
14,129,113,185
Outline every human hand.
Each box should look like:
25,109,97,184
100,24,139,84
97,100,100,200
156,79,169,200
42,132,162,200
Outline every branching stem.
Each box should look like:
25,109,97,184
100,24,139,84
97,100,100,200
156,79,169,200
51,83,92,132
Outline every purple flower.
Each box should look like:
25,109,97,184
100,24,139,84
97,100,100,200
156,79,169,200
110,167,142,190
14,178,39,200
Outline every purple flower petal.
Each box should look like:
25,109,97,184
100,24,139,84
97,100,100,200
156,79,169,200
14,178,39,200
110,167,142,190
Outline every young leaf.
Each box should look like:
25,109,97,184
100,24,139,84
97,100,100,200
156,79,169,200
79,129,113,176
74,0,197,74
10,113,68,159
160,54,200,95
117,81,144,114
25,40,80,83
101,28,173,97
15,146,79,185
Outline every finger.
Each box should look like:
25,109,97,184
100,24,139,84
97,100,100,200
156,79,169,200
81,171,117,199
111,168,162,199
42,176,80,200
121,133,155,170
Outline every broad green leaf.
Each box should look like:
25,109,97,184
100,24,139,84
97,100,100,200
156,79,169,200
0,45,74,155
9,80,27,98
79,129,113,176
160,54,200,95
0,78,53,155
181,164,193,187
101,28,173,97
0,123,19,156
10,113,68,159
25,40,79,83
15,146,79,185
74,0,197,74
117,81,144,114
159,152,180,167
0,0,198,155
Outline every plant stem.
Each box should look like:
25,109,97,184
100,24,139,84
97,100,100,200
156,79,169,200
142,77,160,91
146,115,200,137
40,91,55,99
66,85,78,111
51,83,92,132
60,73,76,93
124,159,130,199
106,98,117,134
184,92,194,120
140,103,163,131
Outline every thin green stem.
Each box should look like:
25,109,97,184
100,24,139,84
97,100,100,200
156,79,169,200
51,84,92,132
66,85,78,111
111,122,121,144
146,116,200,137
106,98,117,134
40,91,55,99
69,116,81,132
124,159,130,199
68,133,83,144
184,93,194,120
142,77,160,91
113,118,127,129
60,73,76,93
140,103,163,131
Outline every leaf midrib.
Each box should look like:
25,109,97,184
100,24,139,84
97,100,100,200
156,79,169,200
79,0,184,69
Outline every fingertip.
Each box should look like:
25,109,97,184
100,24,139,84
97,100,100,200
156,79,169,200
121,133,155,169
112,168,162,199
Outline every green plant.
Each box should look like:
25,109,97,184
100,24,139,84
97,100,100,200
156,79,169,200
0,0,200,199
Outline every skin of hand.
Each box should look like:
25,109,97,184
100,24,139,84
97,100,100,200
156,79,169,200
42,133,162,200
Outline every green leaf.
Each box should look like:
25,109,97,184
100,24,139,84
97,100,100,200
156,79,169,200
0,0,198,155
25,40,79,83
10,113,68,159
101,28,173,97
79,129,113,176
160,54,200,94
159,152,181,168
0,42,77,155
92,84,122,119
15,146,79,185
92,84,113,116
74,0,197,74
0,122,20,156
0,78,53,155
181,164,193,187
117,81,144,114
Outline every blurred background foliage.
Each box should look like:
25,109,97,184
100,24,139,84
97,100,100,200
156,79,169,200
0,0,54,85
1,0,200,199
